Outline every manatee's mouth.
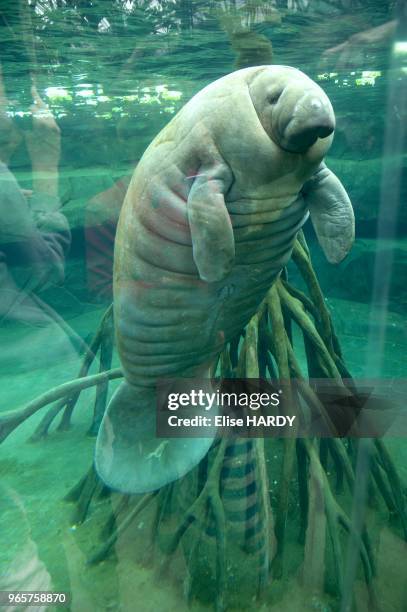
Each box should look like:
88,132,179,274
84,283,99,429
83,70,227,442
281,124,334,154
277,115,335,154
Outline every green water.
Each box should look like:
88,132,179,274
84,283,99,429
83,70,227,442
0,2,406,611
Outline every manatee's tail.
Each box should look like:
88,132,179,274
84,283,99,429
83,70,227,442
94,379,218,494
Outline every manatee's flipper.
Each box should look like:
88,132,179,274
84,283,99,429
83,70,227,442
95,380,218,494
187,167,235,282
304,162,354,263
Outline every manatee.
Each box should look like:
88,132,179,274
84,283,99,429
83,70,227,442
95,65,354,494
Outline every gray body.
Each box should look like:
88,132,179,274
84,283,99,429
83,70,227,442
95,66,354,494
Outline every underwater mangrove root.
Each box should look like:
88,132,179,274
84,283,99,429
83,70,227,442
81,484,174,567
64,463,109,526
15,233,405,610
165,438,228,583
302,439,379,609
148,232,404,607
87,305,114,437
87,492,158,565
373,438,407,539
0,367,122,444
29,304,114,442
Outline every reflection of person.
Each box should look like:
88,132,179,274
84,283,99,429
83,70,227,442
0,73,70,326
0,484,53,612
0,69,78,607
216,1,278,69
322,20,397,69
322,0,405,69
85,175,131,302
0,66,78,380
85,115,143,303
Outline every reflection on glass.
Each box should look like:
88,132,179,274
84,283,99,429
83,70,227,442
0,2,405,611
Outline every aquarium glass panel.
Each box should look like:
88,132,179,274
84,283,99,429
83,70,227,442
0,2,405,611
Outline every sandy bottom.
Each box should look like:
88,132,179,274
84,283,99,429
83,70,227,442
0,298,406,611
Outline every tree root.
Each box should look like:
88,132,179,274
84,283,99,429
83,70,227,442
302,440,327,595
303,439,379,607
292,236,336,358
100,495,131,541
266,286,297,578
163,438,228,611
87,307,114,437
8,235,405,610
374,439,407,538
29,304,114,441
0,368,122,443
62,234,405,609
65,464,107,526
87,492,158,565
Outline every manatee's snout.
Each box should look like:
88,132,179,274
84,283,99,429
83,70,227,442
279,92,335,154
284,118,334,152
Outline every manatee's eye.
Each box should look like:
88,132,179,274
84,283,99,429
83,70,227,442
268,90,282,105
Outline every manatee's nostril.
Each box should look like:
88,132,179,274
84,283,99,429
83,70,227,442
310,99,322,111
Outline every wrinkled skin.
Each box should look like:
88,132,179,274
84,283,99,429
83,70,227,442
95,65,354,494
